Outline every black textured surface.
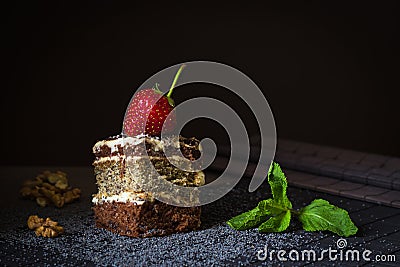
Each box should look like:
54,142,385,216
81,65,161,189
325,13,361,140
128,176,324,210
276,139,400,191
215,140,400,207
0,167,399,266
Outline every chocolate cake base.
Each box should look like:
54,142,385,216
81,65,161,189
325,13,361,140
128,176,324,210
92,201,201,237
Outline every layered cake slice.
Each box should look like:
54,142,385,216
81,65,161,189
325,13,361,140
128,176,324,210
92,134,205,237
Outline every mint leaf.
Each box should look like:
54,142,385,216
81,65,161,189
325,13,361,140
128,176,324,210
299,199,358,237
227,198,292,231
258,198,288,215
226,201,269,230
227,162,293,231
259,210,291,233
268,162,292,209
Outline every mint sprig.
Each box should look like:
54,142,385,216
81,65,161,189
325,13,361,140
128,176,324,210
226,162,358,237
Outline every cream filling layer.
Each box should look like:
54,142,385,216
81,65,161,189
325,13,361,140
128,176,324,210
92,191,147,205
92,134,162,154
93,155,197,165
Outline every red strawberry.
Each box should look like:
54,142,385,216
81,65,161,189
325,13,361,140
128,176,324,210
123,65,185,136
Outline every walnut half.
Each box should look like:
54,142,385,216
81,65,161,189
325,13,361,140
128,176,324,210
27,215,64,238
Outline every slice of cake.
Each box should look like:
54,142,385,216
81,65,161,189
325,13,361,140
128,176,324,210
92,134,205,237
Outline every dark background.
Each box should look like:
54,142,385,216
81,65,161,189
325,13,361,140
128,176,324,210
2,1,399,166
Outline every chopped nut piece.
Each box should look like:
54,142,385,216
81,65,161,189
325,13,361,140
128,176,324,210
27,215,44,230
52,194,65,208
19,187,32,198
55,179,68,190
41,182,61,193
35,176,44,183
38,187,54,198
22,180,42,187
35,226,58,237
30,188,42,198
63,188,81,204
47,171,68,185
36,197,49,207
39,187,65,208
43,217,59,227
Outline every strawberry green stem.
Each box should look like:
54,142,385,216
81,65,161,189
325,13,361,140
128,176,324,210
167,64,186,98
